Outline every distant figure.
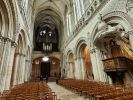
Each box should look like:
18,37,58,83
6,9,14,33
40,75,43,81
46,75,48,83
59,72,61,79
54,72,57,77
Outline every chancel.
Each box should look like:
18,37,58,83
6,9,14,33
0,0,133,99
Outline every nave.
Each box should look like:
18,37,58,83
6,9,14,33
48,82,85,100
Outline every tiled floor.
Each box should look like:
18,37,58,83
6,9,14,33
48,82,87,100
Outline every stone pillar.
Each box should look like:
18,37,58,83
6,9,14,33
129,31,133,50
21,54,26,83
17,54,25,84
0,37,5,90
28,61,32,81
4,42,16,90
71,62,75,79
90,47,110,82
0,38,11,91
80,57,86,79
24,60,28,82
0,37,5,66
66,62,70,78
12,53,21,86
24,59,31,82
90,48,100,81
74,57,78,79
68,62,75,78
74,57,83,79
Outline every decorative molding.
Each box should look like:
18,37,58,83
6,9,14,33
0,35,17,46
90,48,96,54
26,59,31,62
103,11,133,28
125,29,133,36
15,53,26,56
3,37,10,43
126,0,133,12
11,41,17,47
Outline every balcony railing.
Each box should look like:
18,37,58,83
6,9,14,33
102,57,131,72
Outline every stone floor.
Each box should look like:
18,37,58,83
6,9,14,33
48,82,87,100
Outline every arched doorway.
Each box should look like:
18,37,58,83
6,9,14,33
10,34,24,86
67,52,75,78
76,40,93,80
32,56,60,81
83,47,93,79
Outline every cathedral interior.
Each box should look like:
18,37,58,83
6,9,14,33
0,0,133,99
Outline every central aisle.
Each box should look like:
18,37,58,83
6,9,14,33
48,82,86,100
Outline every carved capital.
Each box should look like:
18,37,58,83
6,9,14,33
11,41,17,47
0,36,4,41
15,53,26,57
3,37,10,43
90,48,96,54
127,30,133,35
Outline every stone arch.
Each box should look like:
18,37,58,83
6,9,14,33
24,46,31,82
10,34,24,86
74,37,89,57
15,29,27,54
0,0,9,36
10,29,28,86
0,0,16,39
66,50,75,79
104,11,133,29
32,56,60,81
75,38,93,79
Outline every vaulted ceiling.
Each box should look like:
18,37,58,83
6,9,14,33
33,0,69,51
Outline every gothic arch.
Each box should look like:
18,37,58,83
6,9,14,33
0,0,16,39
0,0,10,37
65,49,74,60
65,50,75,78
75,38,93,79
15,29,27,54
75,38,88,58
104,11,133,29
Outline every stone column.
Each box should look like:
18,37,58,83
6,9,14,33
74,57,78,79
90,48,100,81
68,62,75,78
24,60,28,82
74,57,83,79
28,60,32,81
90,47,110,82
0,38,11,91
21,54,26,83
0,37,5,67
129,31,133,50
95,49,106,82
4,42,16,90
0,38,5,90
17,54,25,84
66,62,70,78
12,53,21,86
71,62,75,79
80,57,86,79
